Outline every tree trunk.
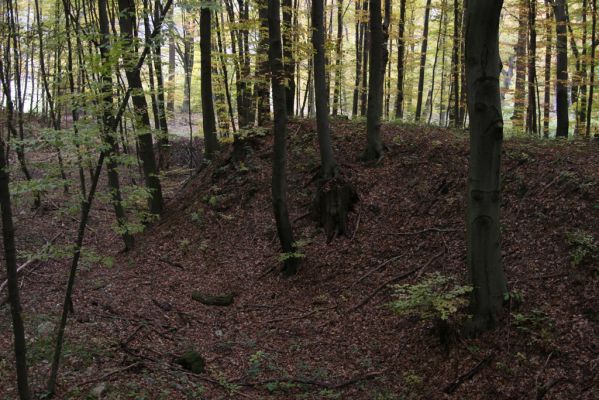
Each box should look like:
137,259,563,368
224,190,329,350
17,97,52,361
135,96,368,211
394,0,407,119
362,0,385,161
415,0,432,122
200,4,219,159
0,133,31,400
117,0,164,214
526,0,538,135
283,0,295,116
465,0,508,333
154,0,170,169
586,0,597,138
360,0,370,117
255,0,271,126
543,0,553,138
268,0,297,276
554,0,569,138
449,0,461,127
332,0,344,116
99,0,134,250
512,0,528,130
352,0,363,117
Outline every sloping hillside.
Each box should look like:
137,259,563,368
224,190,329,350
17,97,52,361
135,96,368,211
1,120,598,399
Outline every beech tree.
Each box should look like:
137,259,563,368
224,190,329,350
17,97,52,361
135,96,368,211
554,0,569,138
465,0,508,330
268,0,297,275
362,0,386,161
200,2,219,159
117,0,165,214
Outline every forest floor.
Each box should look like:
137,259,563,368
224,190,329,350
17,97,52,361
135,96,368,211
0,119,598,399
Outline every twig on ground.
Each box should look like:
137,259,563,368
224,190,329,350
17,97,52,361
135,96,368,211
235,370,384,389
351,207,362,241
265,306,337,324
349,249,445,312
443,354,494,394
0,232,61,293
75,362,142,387
389,227,458,236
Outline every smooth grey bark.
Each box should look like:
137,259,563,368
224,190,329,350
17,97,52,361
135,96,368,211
465,0,508,331
200,5,219,159
586,0,597,138
362,0,385,161
543,0,553,138
268,0,297,275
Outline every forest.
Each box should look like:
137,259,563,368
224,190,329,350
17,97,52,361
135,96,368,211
0,0,598,398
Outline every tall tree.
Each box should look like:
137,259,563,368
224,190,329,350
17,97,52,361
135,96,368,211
394,0,407,119
415,0,433,122
268,0,298,275
543,0,553,138
0,122,31,400
282,0,295,116
465,0,508,332
200,3,219,159
362,0,385,160
312,0,337,179
512,0,528,130
332,0,344,116
117,0,164,214
554,0,569,138
526,0,538,135
586,0,597,138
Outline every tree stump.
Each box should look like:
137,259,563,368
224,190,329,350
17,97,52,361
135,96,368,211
312,178,358,242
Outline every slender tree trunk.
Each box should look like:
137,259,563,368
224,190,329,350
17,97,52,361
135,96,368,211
395,0,407,119
554,0,569,138
352,0,363,117
313,0,337,179
526,0,538,135
360,0,370,117
215,10,238,131
282,0,295,116
586,0,597,138
268,0,297,275
332,0,344,116
154,0,170,169
415,0,432,122
578,0,589,136
465,0,508,332
200,4,219,159
167,8,176,112
0,112,31,400
512,0,528,130
117,0,164,214
362,0,385,160
255,0,271,126
543,0,553,138
449,0,461,126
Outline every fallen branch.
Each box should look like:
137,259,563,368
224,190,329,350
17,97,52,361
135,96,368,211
0,232,61,293
265,306,336,324
75,362,142,387
389,227,458,236
235,370,384,389
349,250,445,312
443,354,494,394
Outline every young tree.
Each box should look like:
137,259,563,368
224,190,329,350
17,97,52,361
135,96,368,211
200,2,219,159
415,0,433,122
526,0,538,135
117,0,164,214
543,0,553,138
512,0,528,130
268,0,298,275
586,0,597,138
394,0,407,119
554,0,569,138
465,0,508,331
0,138,31,400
